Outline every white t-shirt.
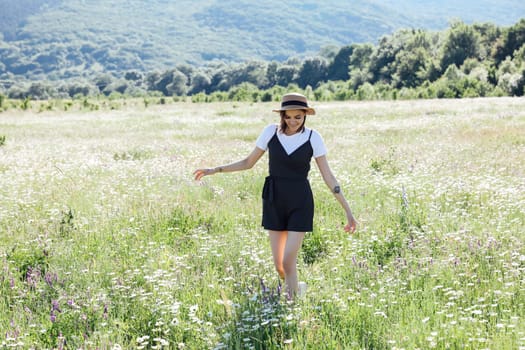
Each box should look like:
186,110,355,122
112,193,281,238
255,124,327,158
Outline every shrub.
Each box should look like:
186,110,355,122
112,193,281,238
20,96,31,110
6,245,50,281
191,92,207,103
370,147,400,175
220,279,295,349
356,82,376,100
301,229,327,264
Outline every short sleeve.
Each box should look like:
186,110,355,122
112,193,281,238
255,124,278,151
310,130,327,158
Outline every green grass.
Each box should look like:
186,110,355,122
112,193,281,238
0,97,524,349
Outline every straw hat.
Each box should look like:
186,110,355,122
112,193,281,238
272,93,316,115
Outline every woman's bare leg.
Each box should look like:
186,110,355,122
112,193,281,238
282,231,305,297
268,230,287,279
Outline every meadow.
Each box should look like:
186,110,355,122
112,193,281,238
0,97,524,349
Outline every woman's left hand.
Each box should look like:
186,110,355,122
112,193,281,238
193,168,214,180
344,214,357,233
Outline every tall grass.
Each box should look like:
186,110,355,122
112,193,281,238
0,98,524,349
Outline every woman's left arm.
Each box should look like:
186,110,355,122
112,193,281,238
315,155,357,233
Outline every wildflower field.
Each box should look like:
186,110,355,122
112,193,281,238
0,97,524,349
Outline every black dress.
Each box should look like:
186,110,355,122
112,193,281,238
262,128,315,232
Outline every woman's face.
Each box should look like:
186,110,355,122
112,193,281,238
283,109,305,134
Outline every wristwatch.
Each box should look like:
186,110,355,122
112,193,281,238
333,185,341,194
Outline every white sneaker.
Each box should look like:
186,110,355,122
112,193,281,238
297,281,307,298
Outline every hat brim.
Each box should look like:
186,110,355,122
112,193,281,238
272,106,316,115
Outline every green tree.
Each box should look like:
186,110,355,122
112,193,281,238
234,61,269,89
496,56,523,96
392,48,430,88
369,29,438,87
7,85,28,99
296,57,328,88
61,81,97,97
124,70,143,81
369,32,409,83
319,45,340,60
27,82,57,99
492,19,525,64
473,22,501,61
189,72,211,94
145,71,161,91
105,79,132,95
327,45,354,81
349,68,372,90
148,70,178,96
266,61,280,87
346,43,375,89
176,64,194,80
94,74,114,94
440,21,481,71
275,65,299,87
166,70,188,96
209,68,230,92
514,44,525,66
431,64,492,98
394,30,439,86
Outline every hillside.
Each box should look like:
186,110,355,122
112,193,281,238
0,0,524,83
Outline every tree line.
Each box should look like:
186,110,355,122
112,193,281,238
1,19,524,102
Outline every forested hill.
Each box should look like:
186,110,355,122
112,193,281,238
0,0,524,85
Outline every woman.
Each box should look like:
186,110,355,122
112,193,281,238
194,92,357,298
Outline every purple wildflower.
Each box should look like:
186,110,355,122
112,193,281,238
52,300,61,313
259,278,269,294
45,272,58,287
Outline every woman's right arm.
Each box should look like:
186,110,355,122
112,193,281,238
194,147,265,180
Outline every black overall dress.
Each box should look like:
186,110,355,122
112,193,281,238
261,128,315,232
